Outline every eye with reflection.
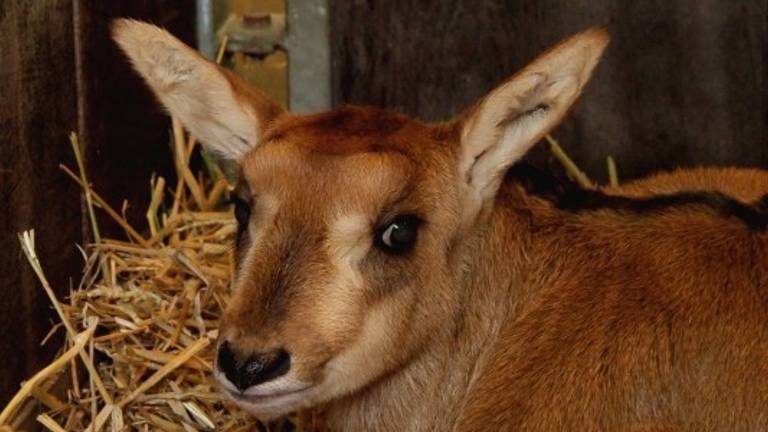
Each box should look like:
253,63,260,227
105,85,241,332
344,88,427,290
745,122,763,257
375,215,421,254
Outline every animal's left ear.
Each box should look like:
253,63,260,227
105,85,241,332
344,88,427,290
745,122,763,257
455,28,609,220
111,19,283,171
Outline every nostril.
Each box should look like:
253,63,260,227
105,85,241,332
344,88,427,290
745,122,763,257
246,348,291,388
256,348,290,384
217,343,291,392
216,342,241,388
217,341,240,385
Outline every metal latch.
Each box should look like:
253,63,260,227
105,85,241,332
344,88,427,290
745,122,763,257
217,12,287,56
203,0,330,114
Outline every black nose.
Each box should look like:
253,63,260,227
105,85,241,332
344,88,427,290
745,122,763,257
217,342,291,391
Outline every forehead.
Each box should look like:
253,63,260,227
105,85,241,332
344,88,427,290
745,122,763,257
263,105,429,155
239,107,434,216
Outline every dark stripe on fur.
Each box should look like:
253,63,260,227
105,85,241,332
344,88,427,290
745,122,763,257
507,164,768,231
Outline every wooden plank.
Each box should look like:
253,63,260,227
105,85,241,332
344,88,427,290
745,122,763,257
330,0,767,182
0,0,81,406
0,1,196,407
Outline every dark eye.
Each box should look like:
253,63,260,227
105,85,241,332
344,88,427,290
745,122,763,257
375,215,421,254
232,196,251,229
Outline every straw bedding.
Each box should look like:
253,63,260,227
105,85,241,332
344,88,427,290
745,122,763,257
0,121,318,431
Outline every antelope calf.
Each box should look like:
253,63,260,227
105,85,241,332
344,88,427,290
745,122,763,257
114,20,768,431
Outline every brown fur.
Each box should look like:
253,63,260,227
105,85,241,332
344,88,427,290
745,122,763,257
608,166,768,203
455,175,768,431
112,21,768,431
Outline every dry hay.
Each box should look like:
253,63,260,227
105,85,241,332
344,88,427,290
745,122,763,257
0,121,318,430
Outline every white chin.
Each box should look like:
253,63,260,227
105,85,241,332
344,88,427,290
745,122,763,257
214,369,316,418
229,389,313,419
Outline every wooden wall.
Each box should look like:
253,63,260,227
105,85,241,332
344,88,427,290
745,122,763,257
0,1,193,405
331,0,767,183
0,1,81,406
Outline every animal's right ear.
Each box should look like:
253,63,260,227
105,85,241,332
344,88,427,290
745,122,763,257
452,28,609,224
111,19,283,168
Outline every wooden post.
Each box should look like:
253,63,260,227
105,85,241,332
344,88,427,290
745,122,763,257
0,1,195,406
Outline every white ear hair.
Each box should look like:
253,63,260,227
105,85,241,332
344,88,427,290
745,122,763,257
458,28,609,218
112,19,282,163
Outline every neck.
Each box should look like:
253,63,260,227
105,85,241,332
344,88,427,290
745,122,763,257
321,199,532,431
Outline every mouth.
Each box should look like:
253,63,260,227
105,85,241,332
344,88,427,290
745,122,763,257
227,385,311,403
214,369,314,414
224,385,315,417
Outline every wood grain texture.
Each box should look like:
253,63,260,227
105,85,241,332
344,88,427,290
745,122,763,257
0,0,81,406
0,1,195,406
330,0,767,182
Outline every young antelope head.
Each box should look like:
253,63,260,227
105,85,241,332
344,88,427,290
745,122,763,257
112,19,607,418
